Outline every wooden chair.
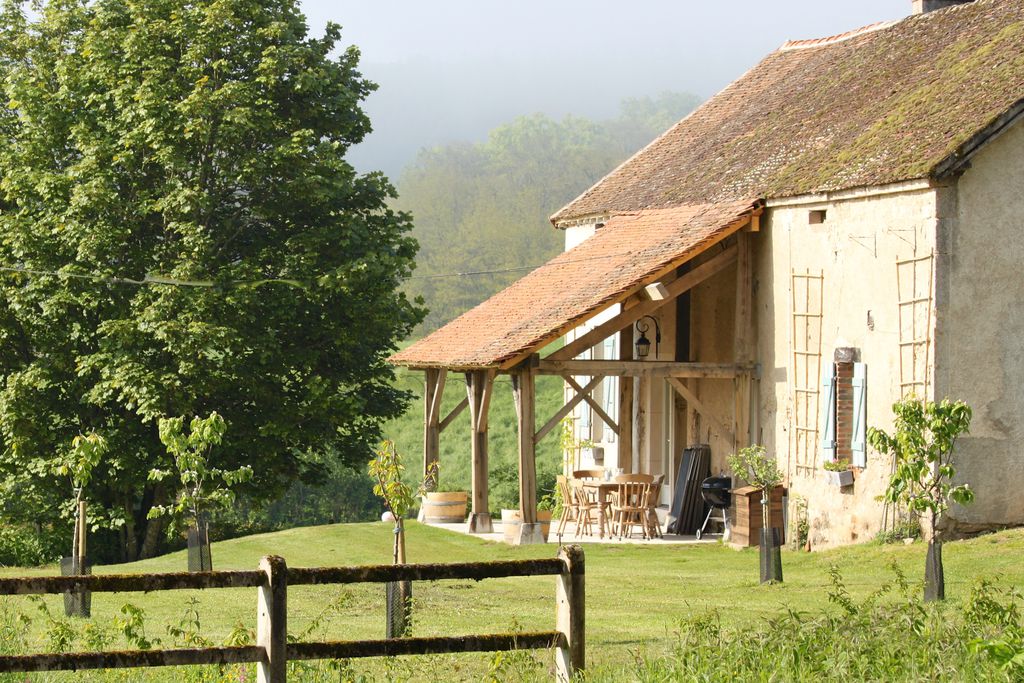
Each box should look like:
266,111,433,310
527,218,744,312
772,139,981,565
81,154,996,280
610,478,652,539
555,475,578,537
572,468,604,480
571,479,599,537
645,474,665,539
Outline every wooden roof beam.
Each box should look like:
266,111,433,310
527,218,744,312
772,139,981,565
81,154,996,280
546,243,738,362
538,360,757,378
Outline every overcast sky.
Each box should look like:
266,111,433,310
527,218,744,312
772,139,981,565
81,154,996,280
296,1,910,175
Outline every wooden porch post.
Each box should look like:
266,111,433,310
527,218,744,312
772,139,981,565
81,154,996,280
422,369,446,490
617,326,634,471
734,231,755,451
512,363,544,545
466,369,494,534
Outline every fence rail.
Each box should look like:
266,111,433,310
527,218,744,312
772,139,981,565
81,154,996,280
0,545,585,682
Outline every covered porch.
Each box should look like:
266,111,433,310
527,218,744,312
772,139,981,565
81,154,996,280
390,200,763,544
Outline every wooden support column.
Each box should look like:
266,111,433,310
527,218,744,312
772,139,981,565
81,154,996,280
465,369,495,534
422,369,446,490
734,231,755,451
617,326,634,471
512,364,544,545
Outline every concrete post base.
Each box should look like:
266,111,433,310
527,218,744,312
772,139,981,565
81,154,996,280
466,512,493,534
515,523,546,545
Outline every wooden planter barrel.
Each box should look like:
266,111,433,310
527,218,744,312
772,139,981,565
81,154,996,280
421,492,468,523
501,510,552,543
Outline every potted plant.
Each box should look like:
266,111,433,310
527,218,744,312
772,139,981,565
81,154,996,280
728,445,784,584
419,462,468,524
822,459,854,487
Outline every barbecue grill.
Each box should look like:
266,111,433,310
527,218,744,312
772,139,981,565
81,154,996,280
696,476,732,540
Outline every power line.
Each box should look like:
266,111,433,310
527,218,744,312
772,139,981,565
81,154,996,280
0,265,307,289
408,251,634,280
0,249,641,289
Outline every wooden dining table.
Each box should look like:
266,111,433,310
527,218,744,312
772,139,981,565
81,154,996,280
580,481,619,538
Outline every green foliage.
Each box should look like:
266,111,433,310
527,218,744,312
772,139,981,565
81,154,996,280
398,93,700,332
148,412,253,535
213,456,380,537
55,433,108,494
368,440,421,521
626,565,1018,682
822,458,851,472
0,525,63,567
727,445,783,492
868,398,974,535
0,0,423,560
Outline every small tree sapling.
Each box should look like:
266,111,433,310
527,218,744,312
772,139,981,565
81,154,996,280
728,445,785,584
368,440,433,638
147,413,253,570
868,398,973,601
55,433,108,574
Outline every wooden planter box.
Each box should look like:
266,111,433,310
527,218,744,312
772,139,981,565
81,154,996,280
730,485,786,548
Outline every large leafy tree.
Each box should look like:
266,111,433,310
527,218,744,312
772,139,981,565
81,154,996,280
0,0,423,560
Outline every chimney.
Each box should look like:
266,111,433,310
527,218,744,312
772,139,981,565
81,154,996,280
912,0,974,13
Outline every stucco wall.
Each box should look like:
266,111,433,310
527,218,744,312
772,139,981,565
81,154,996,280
759,187,939,548
936,120,1024,531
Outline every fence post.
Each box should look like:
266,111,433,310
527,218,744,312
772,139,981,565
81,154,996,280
555,545,584,682
257,555,288,683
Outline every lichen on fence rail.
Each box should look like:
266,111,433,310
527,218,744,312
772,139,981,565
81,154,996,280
288,557,566,586
0,569,267,596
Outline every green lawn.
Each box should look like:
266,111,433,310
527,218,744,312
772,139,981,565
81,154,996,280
1,523,1023,680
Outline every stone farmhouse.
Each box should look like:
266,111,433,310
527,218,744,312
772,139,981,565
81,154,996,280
391,0,1024,547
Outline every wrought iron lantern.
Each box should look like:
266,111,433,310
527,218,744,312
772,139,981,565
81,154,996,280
634,315,661,359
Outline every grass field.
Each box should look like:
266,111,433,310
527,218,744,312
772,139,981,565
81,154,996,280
1,522,1023,681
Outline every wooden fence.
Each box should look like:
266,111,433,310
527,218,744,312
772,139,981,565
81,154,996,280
0,545,585,682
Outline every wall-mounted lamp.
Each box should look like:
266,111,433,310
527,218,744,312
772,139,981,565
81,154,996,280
635,315,662,359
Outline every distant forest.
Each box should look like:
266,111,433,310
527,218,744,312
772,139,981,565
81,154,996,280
395,91,701,332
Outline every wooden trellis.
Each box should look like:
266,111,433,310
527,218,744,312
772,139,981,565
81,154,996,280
896,252,934,399
789,269,825,474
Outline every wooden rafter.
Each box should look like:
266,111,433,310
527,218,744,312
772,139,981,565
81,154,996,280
666,377,734,445
564,376,619,436
438,398,468,432
547,244,738,362
534,375,604,446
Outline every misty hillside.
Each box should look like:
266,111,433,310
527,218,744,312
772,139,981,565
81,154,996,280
395,92,700,332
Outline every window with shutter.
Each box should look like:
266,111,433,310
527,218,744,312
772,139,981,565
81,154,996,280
851,363,867,467
820,363,836,461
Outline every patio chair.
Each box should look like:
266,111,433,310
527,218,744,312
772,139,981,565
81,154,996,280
645,474,665,539
555,475,578,537
571,479,599,537
572,468,604,480
610,478,652,540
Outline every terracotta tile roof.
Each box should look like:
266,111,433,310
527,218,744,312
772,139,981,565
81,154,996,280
552,0,1024,223
390,200,759,369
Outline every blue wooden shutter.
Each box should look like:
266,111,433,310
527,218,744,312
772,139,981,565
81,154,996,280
820,363,836,461
602,336,617,442
852,362,867,467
